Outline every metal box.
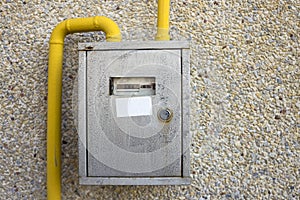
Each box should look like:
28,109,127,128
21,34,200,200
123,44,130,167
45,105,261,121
78,41,190,185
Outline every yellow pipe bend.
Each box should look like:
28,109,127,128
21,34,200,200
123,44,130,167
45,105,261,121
47,16,121,200
155,0,170,41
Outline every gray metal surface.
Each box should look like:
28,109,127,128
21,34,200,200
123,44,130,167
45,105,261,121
79,177,191,185
78,51,87,177
182,48,191,177
78,41,189,51
78,41,190,185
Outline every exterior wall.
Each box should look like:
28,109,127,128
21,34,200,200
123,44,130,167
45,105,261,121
0,0,298,199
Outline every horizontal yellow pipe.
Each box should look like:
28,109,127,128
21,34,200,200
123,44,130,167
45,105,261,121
47,16,121,200
155,0,170,41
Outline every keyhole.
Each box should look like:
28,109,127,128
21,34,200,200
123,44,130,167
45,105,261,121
158,108,173,122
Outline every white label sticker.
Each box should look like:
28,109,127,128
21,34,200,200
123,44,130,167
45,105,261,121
116,96,152,117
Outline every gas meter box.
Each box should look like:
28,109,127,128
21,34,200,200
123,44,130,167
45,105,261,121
78,41,191,185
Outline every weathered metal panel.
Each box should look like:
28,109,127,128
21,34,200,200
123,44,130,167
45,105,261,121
78,51,87,177
182,49,191,177
87,49,182,176
78,41,189,51
78,41,190,184
79,177,191,185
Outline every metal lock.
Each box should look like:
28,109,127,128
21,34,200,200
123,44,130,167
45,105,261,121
158,108,173,122
78,41,190,185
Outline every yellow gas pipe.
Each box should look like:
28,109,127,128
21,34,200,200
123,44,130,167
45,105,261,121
47,1,169,199
47,16,121,200
155,0,170,41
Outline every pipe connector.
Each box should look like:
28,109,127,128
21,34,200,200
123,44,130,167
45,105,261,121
155,28,170,41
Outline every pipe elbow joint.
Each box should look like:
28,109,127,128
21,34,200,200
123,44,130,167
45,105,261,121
92,16,122,42
49,21,68,45
49,16,122,45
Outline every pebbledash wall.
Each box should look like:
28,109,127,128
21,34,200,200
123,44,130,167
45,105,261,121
0,0,299,199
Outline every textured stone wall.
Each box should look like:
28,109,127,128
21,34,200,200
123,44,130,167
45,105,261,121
0,0,299,199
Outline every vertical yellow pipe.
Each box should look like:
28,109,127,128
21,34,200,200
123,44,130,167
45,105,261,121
47,16,121,200
155,0,170,40
47,44,64,200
